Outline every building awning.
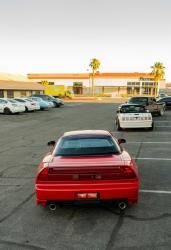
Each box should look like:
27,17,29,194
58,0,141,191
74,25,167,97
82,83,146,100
0,80,48,90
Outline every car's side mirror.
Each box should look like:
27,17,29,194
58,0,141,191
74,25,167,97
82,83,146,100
125,102,127,103
116,110,119,113
47,141,56,146
118,138,126,144
148,102,152,105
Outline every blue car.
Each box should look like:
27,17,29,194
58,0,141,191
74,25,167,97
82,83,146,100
30,97,53,110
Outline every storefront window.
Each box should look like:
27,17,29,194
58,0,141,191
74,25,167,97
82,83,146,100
7,91,14,98
0,90,4,98
20,91,26,97
35,91,40,94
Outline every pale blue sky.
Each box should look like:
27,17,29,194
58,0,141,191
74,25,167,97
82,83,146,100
0,0,171,81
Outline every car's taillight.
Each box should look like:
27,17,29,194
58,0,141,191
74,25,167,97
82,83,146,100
12,104,18,107
37,167,136,181
38,168,49,180
31,103,35,105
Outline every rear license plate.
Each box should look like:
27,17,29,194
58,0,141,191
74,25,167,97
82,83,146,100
133,117,140,121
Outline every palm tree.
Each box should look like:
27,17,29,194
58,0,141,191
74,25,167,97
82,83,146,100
89,59,100,96
150,62,165,97
41,80,49,85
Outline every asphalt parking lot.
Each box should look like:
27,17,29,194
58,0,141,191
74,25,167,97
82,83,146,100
0,103,171,250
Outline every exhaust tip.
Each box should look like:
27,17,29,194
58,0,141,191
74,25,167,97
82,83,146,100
49,204,56,211
119,202,126,210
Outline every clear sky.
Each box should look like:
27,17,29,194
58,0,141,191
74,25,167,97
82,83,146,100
0,0,171,81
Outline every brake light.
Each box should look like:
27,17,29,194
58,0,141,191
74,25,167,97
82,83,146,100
145,117,147,120
31,103,35,105
38,168,49,180
148,117,151,120
37,167,136,181
122,117,125,121
12,104,18,107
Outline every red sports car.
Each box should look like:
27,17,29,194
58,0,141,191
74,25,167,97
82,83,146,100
35,130,139,210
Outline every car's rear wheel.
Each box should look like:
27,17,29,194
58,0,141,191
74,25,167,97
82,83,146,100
4,108,11,115
149,122,154,130
117,121,122,131
158,109,164,116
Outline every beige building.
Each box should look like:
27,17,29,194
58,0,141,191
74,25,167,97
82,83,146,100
0,73,48,98
28,72,166,96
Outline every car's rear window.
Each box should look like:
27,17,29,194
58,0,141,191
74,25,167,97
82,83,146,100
8,99,18,103
120,105,145,113
128,97,148,105
53,135,121,157
14,99,26,103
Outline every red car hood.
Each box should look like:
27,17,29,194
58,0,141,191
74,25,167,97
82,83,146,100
45,154,127,168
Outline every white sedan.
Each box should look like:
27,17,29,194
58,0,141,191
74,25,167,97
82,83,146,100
0,98,20,115
7,99,25,113
116,104,153,130
22,98,40,111
13,98,36,112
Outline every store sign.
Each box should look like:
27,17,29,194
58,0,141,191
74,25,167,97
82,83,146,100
139,77,154,81
73,82,83,87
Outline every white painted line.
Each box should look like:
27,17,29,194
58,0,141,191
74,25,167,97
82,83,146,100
139,190,171,194
127,142,171,144
155,126,171,127
154,121,171,122
111,131,171,134
133,158,171,161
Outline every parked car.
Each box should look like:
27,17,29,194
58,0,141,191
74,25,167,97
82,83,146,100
156,97,171,108
116,104,153,131
156,93,169,99
35,130,139,210
6,99,25,113
0,98,20,115
22,98,40,111
29,97,53,110
31,94,64,107
13,98,36,112
119,96,165,116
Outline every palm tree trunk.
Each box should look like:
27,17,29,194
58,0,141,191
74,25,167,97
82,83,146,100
92,68,95,97
155,81,157,97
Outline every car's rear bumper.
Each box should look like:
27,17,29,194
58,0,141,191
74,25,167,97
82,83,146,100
36,180,139,207
10,107,20,113
120,121,152,128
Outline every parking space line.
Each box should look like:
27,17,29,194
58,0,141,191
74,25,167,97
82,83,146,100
111,132,171,134
133,158,171,161
127,142,171,143
139,190,171,194
155,126,171,127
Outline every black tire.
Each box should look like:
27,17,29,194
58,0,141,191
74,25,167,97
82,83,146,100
117,120,122,131
4,108,11,115
158,109,164,116
53,102,57,108
25,106,28,112
149,122,154,130
40,108,45,111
